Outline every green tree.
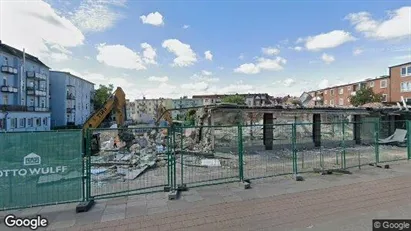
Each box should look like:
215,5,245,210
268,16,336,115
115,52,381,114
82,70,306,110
93,84,114,111
221,95,246,105
349,86,383,107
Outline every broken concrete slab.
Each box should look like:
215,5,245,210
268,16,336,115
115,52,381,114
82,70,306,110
123,166,148,180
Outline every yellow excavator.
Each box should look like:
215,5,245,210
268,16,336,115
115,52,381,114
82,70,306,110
83,87,127,155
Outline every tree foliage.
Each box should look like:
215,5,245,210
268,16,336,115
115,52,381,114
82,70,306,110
221,95,246,105
93,84,114,111
349,86,383,107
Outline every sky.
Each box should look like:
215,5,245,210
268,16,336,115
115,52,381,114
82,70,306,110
0,0,410,100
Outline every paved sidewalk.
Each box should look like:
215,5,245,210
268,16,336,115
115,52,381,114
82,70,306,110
2,161,411,230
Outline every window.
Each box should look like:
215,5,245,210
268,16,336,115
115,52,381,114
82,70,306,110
3,95,8,105
29,98,34,106
11,118,17,128
21,98,25,106
380,79,387,88
40,99,45,108
347,86,351,91
43,118,48,126
0,118,4,130
3,76,6,86
19,118,26,128
324,100,328,105
347,98,350,103
330,99,335,106
28,118,33,127
3,57,8,66
324,90,328,95
401,66,411,77
382,94,388,102
330,89,334,96
369,81,374,87
401,82,411,92
36,118,41,126
339,88,344,95
339,98,343,105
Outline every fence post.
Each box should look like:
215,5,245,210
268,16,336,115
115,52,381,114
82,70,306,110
407,121,411,160
341,120,346,169
85,128,91,202
238,125,244,182
374,119,380,164
166,127,171,191
292,123,298,175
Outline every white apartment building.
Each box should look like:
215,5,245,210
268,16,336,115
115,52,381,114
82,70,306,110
49,71,94,127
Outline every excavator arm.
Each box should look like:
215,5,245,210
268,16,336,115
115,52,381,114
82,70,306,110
83,87,126,154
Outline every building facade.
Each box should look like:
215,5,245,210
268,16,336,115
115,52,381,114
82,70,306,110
390,62,411,103
0,41,51,131
127,97,172,123
192,93,271,107
171,96,203,119
49,71,94,127
308,76,390,107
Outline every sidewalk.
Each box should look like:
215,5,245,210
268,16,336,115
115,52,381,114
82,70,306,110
2,161,411,231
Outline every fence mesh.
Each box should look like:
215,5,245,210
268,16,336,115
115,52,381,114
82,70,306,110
242,124,294,180
0,130,83,210
378,120,408,163
175,125,239,187
88,127,168,199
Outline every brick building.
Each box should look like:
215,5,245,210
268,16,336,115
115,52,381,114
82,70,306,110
307,61,411,106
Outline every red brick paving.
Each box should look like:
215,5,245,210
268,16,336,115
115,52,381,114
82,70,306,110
61,175,411,231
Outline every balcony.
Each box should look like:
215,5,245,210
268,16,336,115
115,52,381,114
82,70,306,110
66,93,76,100
1,66,18,74
27,106,49,112
1,85,18,93
0,104,28,112
26,71,47,81
350,92,357,96
27,89,47,97
66,107,76,113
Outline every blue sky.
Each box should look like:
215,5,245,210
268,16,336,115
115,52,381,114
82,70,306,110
1,0,410,100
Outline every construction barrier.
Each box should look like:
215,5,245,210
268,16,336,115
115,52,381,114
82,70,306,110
0,119,410,210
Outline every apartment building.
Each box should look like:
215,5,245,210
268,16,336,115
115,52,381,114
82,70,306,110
0,41,51,131
171,96,203,119
390,62,411,103
127,97,172,123
308,76,390,107
192,93,272,107
49,71,94,127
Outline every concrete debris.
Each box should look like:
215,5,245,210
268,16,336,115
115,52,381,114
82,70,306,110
201,159,221,167
91,168,107,175
124,167,148,180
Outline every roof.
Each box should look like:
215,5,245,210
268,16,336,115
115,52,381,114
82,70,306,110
50,70,95,85
192,93,269,99
0,40,49,68
389,62,411,69
308,75,390,93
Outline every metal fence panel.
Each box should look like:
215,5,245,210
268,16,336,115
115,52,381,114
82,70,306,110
88,127,169,199
0,130,83,210
242,124,294,180
378,120,408,163
175,125,240,188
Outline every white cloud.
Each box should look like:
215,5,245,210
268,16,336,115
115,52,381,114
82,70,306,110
182,25,190,29
238,54,245,60
318,79,330,89
190,73,219,83
293,46,303,51
283,78,296,87
70,0,125,33
321,53,335,64
201,70,212,76
299,30,356,51
218,80,254,94
96,43,146,70
141,42,157,65
234,57,287,74
353,48,364,56
262,47,280,56
148,76,168,82
181,82,209,91
0,0,85,64
162,39,197,67
345,7,411,40
85,56,91,59
204,50,213,61
140,12,164,26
